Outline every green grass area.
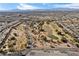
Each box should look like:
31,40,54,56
49,35,58,40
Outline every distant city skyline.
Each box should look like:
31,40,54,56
0,3,79,11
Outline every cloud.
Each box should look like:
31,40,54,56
17,4,38,10
52,3,79,9
0,0,78,3
64,3,79,9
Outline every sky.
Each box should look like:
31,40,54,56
0,3,79,10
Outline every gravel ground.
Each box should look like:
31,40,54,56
25,48,79,56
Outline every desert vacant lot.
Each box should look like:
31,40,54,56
0,11,79,56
